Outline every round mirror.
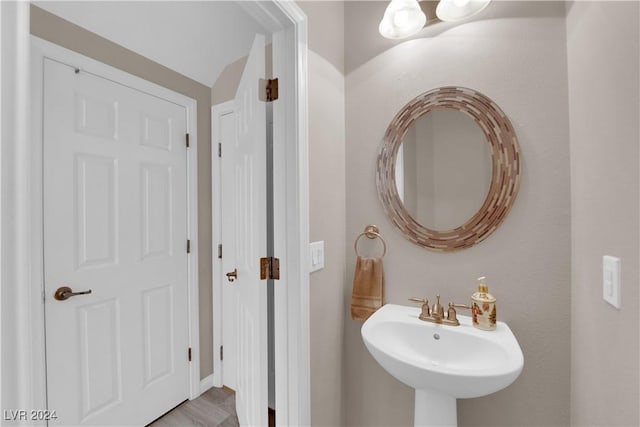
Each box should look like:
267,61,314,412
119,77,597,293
395,109,492,231
377,87,521,252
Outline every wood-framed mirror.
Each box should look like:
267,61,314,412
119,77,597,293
376,86,521,252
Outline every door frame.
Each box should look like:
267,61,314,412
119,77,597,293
211,100,234,390
237,4,311,425
1,1,310,426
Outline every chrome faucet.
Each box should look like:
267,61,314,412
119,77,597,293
409,295,470,327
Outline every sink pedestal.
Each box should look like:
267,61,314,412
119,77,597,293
414,389,456,427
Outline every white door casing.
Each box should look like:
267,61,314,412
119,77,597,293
218,104,238,391
43,57,191,425
269,11,311,425
212,101,234,391
232,34,268,427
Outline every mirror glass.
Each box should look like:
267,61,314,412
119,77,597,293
394,109,492,231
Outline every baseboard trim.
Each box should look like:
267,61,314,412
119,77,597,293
199,375,214,395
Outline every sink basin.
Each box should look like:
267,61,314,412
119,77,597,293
362,304,523,426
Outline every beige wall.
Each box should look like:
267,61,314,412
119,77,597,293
344,2,571,426
212,56,248,106
211,45,271,106
567,2,640,426
296,2,347,426
30,5,215,378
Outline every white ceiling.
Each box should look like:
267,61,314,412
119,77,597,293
34,1,267,87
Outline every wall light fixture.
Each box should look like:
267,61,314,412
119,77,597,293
378,0,427,39
379,0,492,39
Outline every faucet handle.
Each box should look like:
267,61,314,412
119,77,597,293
447,303,471,325
447,303,459,322
443,302,459,326
409,297,430,319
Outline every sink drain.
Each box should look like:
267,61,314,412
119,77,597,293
433,333,440,340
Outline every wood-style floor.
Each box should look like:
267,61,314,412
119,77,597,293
148,387,239,427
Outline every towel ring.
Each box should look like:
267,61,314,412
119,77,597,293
354,225,387,258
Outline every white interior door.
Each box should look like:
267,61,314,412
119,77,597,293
232,34,268,427
43,58,190,425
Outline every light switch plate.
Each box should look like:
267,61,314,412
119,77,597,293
603,255,621,309
309,241,325,273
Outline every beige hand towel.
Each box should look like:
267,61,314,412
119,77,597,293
351,256,385,320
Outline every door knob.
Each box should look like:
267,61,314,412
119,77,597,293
54,286,92,301
226,269,238,282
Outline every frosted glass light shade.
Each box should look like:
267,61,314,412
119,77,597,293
379,0,427,39
436,0,491,22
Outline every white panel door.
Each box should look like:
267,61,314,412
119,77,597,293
43,58,190,426
232,34,268,427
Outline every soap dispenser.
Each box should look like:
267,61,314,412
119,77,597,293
472,276,496,331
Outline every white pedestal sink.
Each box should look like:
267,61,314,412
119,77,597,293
361,304,524,427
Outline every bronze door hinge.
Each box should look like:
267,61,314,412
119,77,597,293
266,78,278,102
188,347,192,362
186,133,190,148
260,78,279,102
260,257,280,280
